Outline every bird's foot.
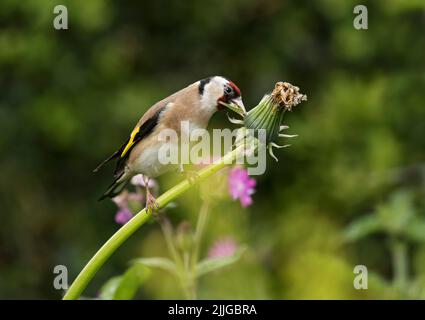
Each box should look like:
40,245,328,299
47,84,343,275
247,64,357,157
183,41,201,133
142,176,159,213
145,191,159,213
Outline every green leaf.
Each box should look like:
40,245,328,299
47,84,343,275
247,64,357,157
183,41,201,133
114,264,150,300
98,276,122,300
196,248,245,277
377,191,415,234
132,257,178,275
344,215,382,242
98,264,150,300
404,218,425,243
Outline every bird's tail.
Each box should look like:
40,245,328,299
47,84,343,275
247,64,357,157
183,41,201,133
98,174,128,201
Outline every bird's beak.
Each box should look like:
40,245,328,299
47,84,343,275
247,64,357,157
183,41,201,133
230,97,246,115
220,97,247,116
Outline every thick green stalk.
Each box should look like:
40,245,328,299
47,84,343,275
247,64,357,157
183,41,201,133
63,145,245,300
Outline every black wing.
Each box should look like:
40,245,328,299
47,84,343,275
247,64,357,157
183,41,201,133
93,107,164,177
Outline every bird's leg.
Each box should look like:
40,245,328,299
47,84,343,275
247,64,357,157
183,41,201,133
144,176,159,213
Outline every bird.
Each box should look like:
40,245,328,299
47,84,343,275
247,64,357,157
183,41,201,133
94,76,245,210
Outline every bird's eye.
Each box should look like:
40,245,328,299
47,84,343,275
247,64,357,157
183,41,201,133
225,86,233,94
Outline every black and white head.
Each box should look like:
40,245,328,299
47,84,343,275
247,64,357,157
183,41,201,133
198,76,245,114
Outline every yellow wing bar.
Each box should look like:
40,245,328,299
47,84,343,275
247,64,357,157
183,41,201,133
121,126,140,158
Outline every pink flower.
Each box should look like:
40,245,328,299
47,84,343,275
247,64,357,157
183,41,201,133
112,190,139,225
114,207,133,225
228,166,256,207
111,175,158,226
208,238,237,258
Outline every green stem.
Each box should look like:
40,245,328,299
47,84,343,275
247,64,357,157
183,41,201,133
191,201,210,270
158,217,196,299
158,217,184,270
181,252,196,300
63,145,245,300
176,200,210,300
390,238,409,295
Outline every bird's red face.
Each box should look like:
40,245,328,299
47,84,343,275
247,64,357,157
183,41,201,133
217,81,245,113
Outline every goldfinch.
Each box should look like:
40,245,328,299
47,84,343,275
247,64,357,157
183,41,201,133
94,76,245,209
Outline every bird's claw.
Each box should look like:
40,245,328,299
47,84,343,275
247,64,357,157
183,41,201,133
146,192,159,213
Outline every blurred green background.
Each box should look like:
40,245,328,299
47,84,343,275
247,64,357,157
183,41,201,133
1,0,425,299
